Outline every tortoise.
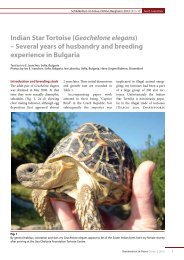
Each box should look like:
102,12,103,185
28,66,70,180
16,122,135,230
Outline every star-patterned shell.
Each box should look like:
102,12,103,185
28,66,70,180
47,123,135,204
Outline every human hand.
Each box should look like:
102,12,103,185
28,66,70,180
51,161,158,230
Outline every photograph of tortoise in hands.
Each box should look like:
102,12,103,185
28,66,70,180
16,123,135,230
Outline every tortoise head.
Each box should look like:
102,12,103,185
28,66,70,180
16,160,74,189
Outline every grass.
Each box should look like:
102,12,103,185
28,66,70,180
11,183,44,227
11,201,44,227
11,183,32,201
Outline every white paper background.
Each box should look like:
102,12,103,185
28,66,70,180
0,0,183,258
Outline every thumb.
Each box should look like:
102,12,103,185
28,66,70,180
128,161,158,229
51,199,80,230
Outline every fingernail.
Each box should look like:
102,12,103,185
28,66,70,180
148,161,155,175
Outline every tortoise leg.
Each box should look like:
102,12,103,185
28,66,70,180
32,189,57,229
75,185,104,230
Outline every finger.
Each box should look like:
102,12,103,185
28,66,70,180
51,199,80,230
129,161,157,228
132,160,155,217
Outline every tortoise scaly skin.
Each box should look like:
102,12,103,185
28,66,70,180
16,123,135,230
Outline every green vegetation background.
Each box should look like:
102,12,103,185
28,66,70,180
11,112,165,229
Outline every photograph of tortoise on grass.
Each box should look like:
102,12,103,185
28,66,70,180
11,112,165,230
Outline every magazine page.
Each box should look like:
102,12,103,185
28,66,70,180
0,0,183,258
